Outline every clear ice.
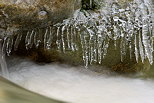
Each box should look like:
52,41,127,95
0,0,154,71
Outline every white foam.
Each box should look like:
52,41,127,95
7,59,154,103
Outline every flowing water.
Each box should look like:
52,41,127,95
1,57,153,103
0,0,154,103
0,39,9,78
0,76,64,103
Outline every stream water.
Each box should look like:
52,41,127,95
0,39,9,78
0,0,154,103
0,57,153,103
0,76,64,103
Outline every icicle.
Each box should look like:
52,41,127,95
80,31,89,68
56,27,61,51
89,45,93,65
61,25,66,53
70,26,75,51
25,30,34,49
6,37,13,56
84,35,89,68
129,42,132,59
43,27,53,50
80,31,86,66
73,26,78,51
97,33,103,64
139,30,145,63
14,34,22,51
142,22,153,64
134,34,139,63
120,38,124,62
101,35,109,60
66,26,71,49
46,26,53,50
141,3,153,64
2,37,7,55
149,18,154,53
113,24,118,41
44,28,49,49
34,30,40,48
93,36,97,63
0,38,9,78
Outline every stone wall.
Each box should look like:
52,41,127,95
0,0,81,31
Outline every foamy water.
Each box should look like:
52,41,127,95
7,58,154,103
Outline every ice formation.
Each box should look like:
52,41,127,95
0,0,154,72
53,0,154,67
0,38,9,78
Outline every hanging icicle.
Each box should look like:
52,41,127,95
0,0,153,69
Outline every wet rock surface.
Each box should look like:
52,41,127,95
0,0,81,31
0,0,153,73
